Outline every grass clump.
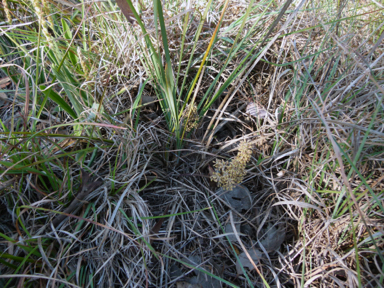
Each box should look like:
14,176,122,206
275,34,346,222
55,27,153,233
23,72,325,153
0,0,383,287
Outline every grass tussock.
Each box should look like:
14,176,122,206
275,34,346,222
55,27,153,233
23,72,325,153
0,0,383,287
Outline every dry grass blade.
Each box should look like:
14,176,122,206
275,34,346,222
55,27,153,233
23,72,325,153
0,274,81,288
203,0,305,151
229,212,269,287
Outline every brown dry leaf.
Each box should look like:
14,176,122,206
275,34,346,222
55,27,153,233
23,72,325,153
150,204,170,241
0,77,11,88
115,0,136,23
208,165,215,177
208,165,217,189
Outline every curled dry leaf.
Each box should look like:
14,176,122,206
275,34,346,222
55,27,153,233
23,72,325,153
236,248,263,275
277,170,285,177
115,0,136,23
246,102,268,119
0,77,11,88
216,185,252,212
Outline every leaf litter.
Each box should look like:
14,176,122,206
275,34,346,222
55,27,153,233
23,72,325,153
258,224,286,253
236,248,263,275
216,184,252,212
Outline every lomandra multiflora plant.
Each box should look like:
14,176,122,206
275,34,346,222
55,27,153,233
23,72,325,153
30,0,53,49
2,0,12,24
211,141,253,190
182,103,199,132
